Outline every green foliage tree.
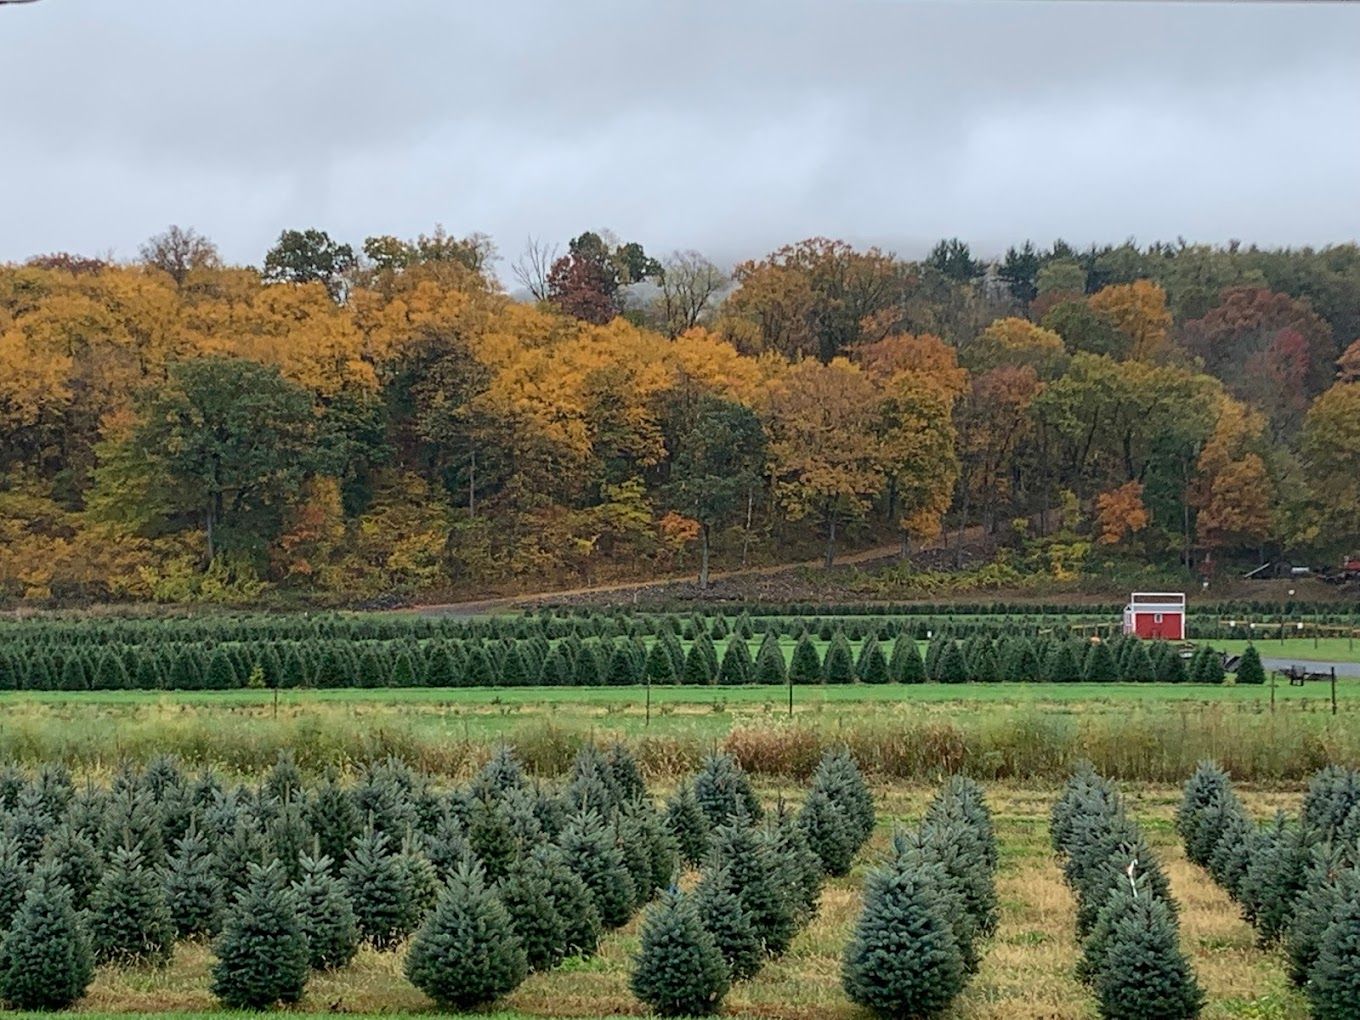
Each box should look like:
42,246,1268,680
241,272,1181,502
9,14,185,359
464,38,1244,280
823,632,855,684
693,753,762,828
342,828,417,950
0,864,94,1010
1091,894,1203,1020
630,889,730,1017
211,861,309,1009
788,633,823,684
693,866,763,981
557,810,636,930
100,357,324,564
1306,869,1360,1019
293,853,359,971
935,640,969,684
662,395,766,589
89,844,175,966
665,780,711,867
262,227,356,299
842,847,966,1019
1235,644,1266,685
404,861,528,1010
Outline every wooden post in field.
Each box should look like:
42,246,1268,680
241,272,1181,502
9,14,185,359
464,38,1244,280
645,676,651,727
1270,669,1277,714
787,672,794,719
273,686,279,720
1331,668,1338,717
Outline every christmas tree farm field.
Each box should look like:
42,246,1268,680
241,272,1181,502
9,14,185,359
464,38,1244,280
47,783,1310,1020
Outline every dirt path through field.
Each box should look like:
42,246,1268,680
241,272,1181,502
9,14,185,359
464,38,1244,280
404,523,999,616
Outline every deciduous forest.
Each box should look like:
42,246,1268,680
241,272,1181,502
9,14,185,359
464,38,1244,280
2,227,1358,605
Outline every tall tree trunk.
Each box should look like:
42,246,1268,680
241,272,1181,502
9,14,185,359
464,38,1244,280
741,484,754,568
469,449,477,517
699,523,711,590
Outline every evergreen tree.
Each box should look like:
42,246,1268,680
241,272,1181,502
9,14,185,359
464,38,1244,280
1077,875,1141,986
1004,638,1040,682
89,844,175,966
707,822,795,955
631,889,729,1017
768,804,825,925
538,642,573,686
164,824,224,938
788,633,823,684
857,639,890,684
1084,641,1119,683
718,638,754,685
211,861,309,1009
498,854,569,972
1239,814,1311,943
799,786,855,877
1235,645,1266,686
557,810,636,929
753,636,788,685
681,641,712,685
58,654,90,691
306,768,361,871
0,834,29,935
665,780,711,866
895,636,927,684
823,632,855,684
935,640,969,684
204,648,239,689
605,642,637,686
643,640,677,685
1175,760,1231,865
1284,844,1347,987
342,828,416,950
1091,894,1203,1020
41,823,101,912
1156,646,1188,683
842,847,966,1019
292,853,359,970
530,843,602,959
1124,640,1156,682
405,861,528,1009
462,644,496,686
1046,642,1082,683
693,866,764,981
0,864,94,1010
1307,869,1360,1020
693,752,762,827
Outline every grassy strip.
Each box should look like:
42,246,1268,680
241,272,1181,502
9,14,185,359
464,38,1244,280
0,688,1354,781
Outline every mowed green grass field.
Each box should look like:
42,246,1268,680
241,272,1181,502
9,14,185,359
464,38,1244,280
38,782,1313,1020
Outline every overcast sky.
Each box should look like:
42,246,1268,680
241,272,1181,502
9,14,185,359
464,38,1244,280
2,0,1358,276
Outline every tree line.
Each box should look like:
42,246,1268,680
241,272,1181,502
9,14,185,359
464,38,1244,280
3,226,1359,603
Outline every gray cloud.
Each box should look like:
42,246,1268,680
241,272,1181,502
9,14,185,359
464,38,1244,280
2,0,1358,273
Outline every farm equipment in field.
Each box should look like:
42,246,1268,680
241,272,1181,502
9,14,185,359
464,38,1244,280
1274,664,1337,687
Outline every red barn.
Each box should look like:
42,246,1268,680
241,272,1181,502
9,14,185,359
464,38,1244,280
1122,592,1186,640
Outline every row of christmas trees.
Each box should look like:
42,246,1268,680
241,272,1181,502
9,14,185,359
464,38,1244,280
1052,764,1204,1019
841,775,998,1017
0,743,881,1012
631,749,876,1015
1176,761,1360,1016
0,624,1249,691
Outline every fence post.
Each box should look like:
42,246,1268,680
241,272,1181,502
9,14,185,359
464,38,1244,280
1332,667,1338,717
645,676,651,727
1270,669,1277,714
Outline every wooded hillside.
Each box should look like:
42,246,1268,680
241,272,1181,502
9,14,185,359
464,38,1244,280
2,228,1357,604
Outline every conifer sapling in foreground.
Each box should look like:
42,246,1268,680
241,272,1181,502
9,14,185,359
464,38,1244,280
0,864,94,1010
211,861,309,1009
404,860,528,1009
631,888,730,1017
